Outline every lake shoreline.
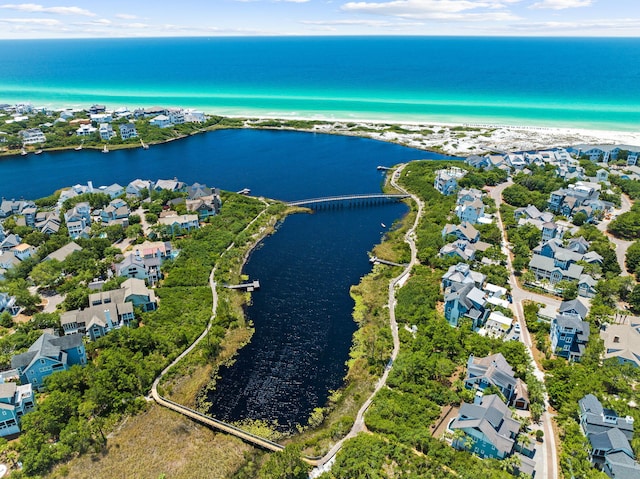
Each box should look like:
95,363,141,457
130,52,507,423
4,112,640,162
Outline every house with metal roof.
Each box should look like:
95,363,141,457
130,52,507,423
442,223,480,243
550,314,590,362
600,322,640,368
442,263,486,290
10,332,86,390
450,394,520,460
444,282,488,328
578,394,640,477
464,354,529,410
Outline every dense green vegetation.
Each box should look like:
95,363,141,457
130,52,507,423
0,192,275,477
608,201,640,240
317,161,544,479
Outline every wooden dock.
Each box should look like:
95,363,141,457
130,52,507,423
369,256,407,268
226,280,260,291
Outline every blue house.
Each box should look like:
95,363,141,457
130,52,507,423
465,353,529,410
444,282,488,328
0,382,35,437
550,314,590,362
578,394,640,477
450,394,520,460
10,332,87,390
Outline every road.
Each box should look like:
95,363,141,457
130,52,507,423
597,192,633,276
310,164,423,476
488,180,559,479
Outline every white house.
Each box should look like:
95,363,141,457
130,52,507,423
119,123,138,140
19,128,46,145
99,123,116,141
150,115,173,128
76,124,97,136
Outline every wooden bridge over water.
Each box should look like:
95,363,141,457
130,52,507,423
287,193,409,209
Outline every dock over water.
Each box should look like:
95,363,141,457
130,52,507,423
225,280,260,292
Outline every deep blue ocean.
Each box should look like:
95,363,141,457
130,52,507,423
1,36,639,130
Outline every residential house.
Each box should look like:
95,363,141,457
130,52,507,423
43,242,82,262
0,292,19,316
10,332,87,390
119,123,138,140
187,183,213,199
506,153,526,170
150,114,173,128
99,198,130,226
183,109,206,123
456,199,485,225
76,124,97,136
600,322,640,368
442,223,480,243
157,213,199,235
558,298,589,320
167,108,185,125
0,234,22,251
548,182,602,218
434,167,466,195
61,278,156,340
596,169,610,182
0,251,21,270
578,394,640,477
444,282,488,328
154,178,185,192
481,311,514,340
528,238,603,288
570,144,640,164
578,275,598,298
99,183,125,199
450,394,520,460
0,199,35,219
64,202,91,239
35,211,61,235
88,104,106,115
19,128,46,145
439,239,477,262
126,179,153,197
22,206,36,227
90,113,112,124
98,123,115,141
185,191,221,220
465,155,491,169
116,240,172,284
550,314,590,361
0,382,35,437
464,353,529,409
11,243,36,261
514,204,554,223
442,263,486,290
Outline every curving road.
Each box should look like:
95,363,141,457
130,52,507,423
489,180,558,479
310,164,423,476
597,192,633,276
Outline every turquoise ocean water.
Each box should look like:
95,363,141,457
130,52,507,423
1,37,639,131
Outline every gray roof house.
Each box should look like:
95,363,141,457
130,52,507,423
442,223,480,243
578,394,640,476
558,299,589,320
43,242,82,262
464,353,529,410
444,282,488,329
442,263,486,290
600,322,640,368
449,394,521,460
550,314,590,362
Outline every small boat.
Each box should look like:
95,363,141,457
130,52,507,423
75,143,83,151
102,145,109,153
35,149,43,155
20,148,27,156
381,223,386,228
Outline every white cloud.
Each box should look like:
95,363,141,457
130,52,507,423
115,13,137,20
340,0,521,20
0,16,60,25
0,3,96,16
530,0,592,9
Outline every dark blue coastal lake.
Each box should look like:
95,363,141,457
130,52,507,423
0,130,451,428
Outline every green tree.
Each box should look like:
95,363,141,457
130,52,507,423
258,446,311,479
30,259,64,289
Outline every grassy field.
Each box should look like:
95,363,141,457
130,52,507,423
46,405,253,479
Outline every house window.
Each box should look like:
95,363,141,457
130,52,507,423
563,345,570,351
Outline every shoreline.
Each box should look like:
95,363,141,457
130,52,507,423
3,104,640,159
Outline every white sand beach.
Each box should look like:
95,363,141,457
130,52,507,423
243,117,640,156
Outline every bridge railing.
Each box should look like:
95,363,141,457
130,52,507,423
287,193,408,207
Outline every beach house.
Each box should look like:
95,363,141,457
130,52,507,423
464,353,529,410
434,167,466,195
0,382,35,438
600,322,640,368
11,332,87,390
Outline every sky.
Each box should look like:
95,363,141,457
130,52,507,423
0,0,639,38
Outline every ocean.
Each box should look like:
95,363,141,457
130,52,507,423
1,36,639,131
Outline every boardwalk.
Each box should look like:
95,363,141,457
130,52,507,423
287,193,408,208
